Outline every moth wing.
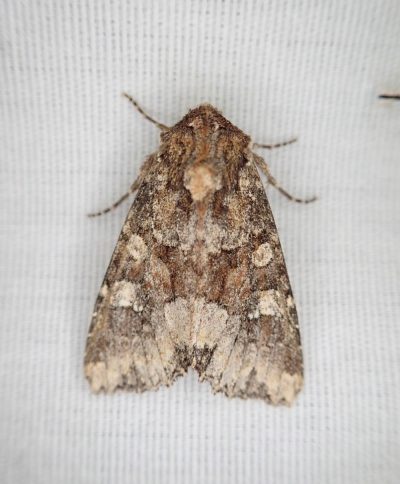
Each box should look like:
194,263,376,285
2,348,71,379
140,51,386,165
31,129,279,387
84,154,188,393
197,160,303,405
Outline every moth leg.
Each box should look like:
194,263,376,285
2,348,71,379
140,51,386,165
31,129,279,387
378,94,400,100
88,155,154,217
253,138,297,150
253,153,317,204
87,185,136,218
123,93,170,131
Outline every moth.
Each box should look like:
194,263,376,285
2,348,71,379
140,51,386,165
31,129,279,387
84,94,315,405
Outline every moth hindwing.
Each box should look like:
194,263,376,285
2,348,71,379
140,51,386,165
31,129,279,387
85,104,304,405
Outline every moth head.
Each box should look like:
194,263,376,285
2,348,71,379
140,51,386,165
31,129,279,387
172,104,244,134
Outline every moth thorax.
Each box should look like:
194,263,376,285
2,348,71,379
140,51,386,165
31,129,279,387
184,161,221,201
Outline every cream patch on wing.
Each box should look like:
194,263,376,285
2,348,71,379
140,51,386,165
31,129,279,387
264,367,303,405
286,295,295,308
252,242,273,267
110,281,139,308
259,289,285,317
164,297,229,350
164,297,191,346
127,234,147,262
85,353,133,393
191,297,228,347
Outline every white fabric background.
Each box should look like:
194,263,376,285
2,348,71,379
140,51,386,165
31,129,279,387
1,1,399,483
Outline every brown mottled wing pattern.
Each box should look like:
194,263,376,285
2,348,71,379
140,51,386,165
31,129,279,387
85,104,303,405
84,151,193,392
198,160,303,405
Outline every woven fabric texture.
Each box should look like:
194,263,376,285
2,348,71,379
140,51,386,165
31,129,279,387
1,1,399,483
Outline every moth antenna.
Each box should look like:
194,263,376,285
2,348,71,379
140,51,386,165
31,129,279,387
253,138,297,150
254,153,317,204
122,93,170,131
